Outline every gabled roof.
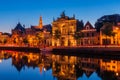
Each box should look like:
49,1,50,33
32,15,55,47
83,21,94,30
84,70,94,78
13,61,23,72
14,22,25,32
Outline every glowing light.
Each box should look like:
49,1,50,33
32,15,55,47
115,27,119,30
0,59,2,63
44,68,46,71
116,72,119,76
73,64,75,68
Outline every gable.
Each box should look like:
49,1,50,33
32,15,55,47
83,21,94,30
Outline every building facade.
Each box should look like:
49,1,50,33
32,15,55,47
10,13,120,47
52,12,83,46
11,16,52,47
80,21,99,45
11,22,25,45
100,22,120,45
0,32,11,44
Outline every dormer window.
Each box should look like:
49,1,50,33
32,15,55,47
86,25,89,30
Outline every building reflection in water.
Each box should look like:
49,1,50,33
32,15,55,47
0,50,120,80
52,54,120,80
0,50,52,73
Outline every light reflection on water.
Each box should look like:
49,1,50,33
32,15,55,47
0,50,119,80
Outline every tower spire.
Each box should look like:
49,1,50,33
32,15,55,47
39,16,43,29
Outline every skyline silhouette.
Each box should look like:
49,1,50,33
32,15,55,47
0,0,120,33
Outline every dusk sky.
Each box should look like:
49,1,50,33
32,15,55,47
0,0,120,33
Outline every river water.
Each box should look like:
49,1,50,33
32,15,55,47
0,50,119,80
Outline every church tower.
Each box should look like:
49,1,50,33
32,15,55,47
39,16,43,29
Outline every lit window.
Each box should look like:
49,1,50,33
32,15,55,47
107,65,110,67
113,61,116,63
112,66,115,68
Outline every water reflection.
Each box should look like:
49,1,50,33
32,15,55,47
52,54,100,80
10,51,51,72
0,50,120,80
52,54,120,80
0,50,53,80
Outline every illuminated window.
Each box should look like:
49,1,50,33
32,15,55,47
112,66,115,68
113,61,116,63
107,65,110,67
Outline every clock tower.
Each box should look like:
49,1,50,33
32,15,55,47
39,16,43,29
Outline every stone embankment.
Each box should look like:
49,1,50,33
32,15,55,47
0,46,40,52
1,45,120,56
52,46,120,56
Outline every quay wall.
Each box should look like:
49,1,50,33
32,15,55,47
1,46,120,56
52,47,120,56
0,46,40,52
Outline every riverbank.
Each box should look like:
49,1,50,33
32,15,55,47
52,46,120,56
0,46,40,52
1,46,120,56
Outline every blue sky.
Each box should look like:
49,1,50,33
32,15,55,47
0,0,120,33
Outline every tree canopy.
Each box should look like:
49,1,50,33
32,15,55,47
101,22,113,37
95,14,120,32
54,30,61,40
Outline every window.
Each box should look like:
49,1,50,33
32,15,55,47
107,65,110,67
69,28,73,33
62,29,65,34
71,23,74,26
98,37,100,40
92,33,94,37
62,25,65,27
112,66,115,68
113,61,116,63
87,33,89,37
86,25,89,29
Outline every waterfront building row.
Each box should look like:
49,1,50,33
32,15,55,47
1,12,120,47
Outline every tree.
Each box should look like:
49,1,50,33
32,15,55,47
36,32,43,46
73,32,82,46
23,38,28,44
54,30,61,46
101,22,113,45
3,39,7,44
95,21,103,32
54,30,61,40
95,14,120,32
